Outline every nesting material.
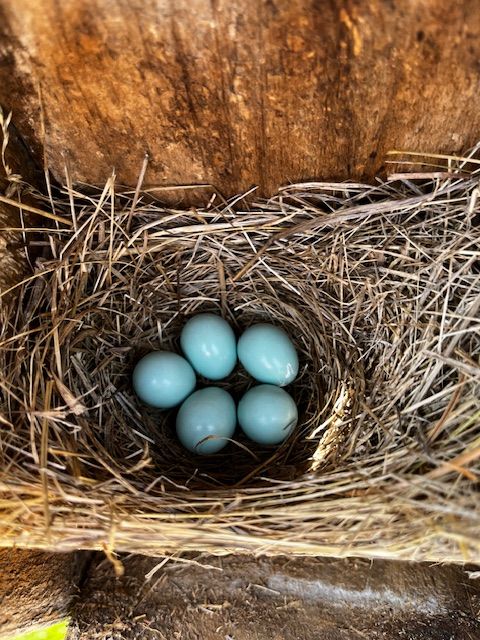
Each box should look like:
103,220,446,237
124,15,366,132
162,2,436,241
0,154,479,562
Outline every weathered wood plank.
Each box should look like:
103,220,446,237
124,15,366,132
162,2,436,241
0,549,87,639
1,1,480,198
68,555,480,640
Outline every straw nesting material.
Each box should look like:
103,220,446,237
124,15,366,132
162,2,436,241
0,154,479,563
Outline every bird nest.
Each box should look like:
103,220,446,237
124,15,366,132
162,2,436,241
0,154,479,563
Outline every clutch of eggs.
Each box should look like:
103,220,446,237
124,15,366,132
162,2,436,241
132,314,299,455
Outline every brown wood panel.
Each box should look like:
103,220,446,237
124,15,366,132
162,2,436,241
0,549,87,638
68,555,480,640
0,0,480,198
1,551,478,638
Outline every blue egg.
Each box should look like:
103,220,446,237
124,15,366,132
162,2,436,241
176,387,236,455
237,323,299,386
180,313,237,380
133,351,196,409
238,384,298,445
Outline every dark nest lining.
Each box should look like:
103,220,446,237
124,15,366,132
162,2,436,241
0,148,479,560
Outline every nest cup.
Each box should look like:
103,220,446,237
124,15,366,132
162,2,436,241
0,165,479,561
24,212,359,490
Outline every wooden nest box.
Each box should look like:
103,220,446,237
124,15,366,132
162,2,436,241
0,0,479,565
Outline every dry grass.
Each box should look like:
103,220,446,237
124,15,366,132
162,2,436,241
0,124,478,562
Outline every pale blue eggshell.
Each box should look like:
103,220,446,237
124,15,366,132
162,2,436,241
180,313,237,380
133,351,196,409
237,323,299,386
238,384,298,445
176,387,236,455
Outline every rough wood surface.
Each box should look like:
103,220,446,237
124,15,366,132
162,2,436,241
0,201,28,297
1,0,480,199
0,114,40,296
68,555,480,640
0,549,87,639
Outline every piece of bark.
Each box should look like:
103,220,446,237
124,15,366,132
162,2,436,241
68,555,480,640
0,549,88,639
1,1,480,201
0,112,41,296
0,201,28,298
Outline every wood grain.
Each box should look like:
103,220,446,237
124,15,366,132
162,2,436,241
0,549,87,639
68,555,480,640
1,0,480,199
